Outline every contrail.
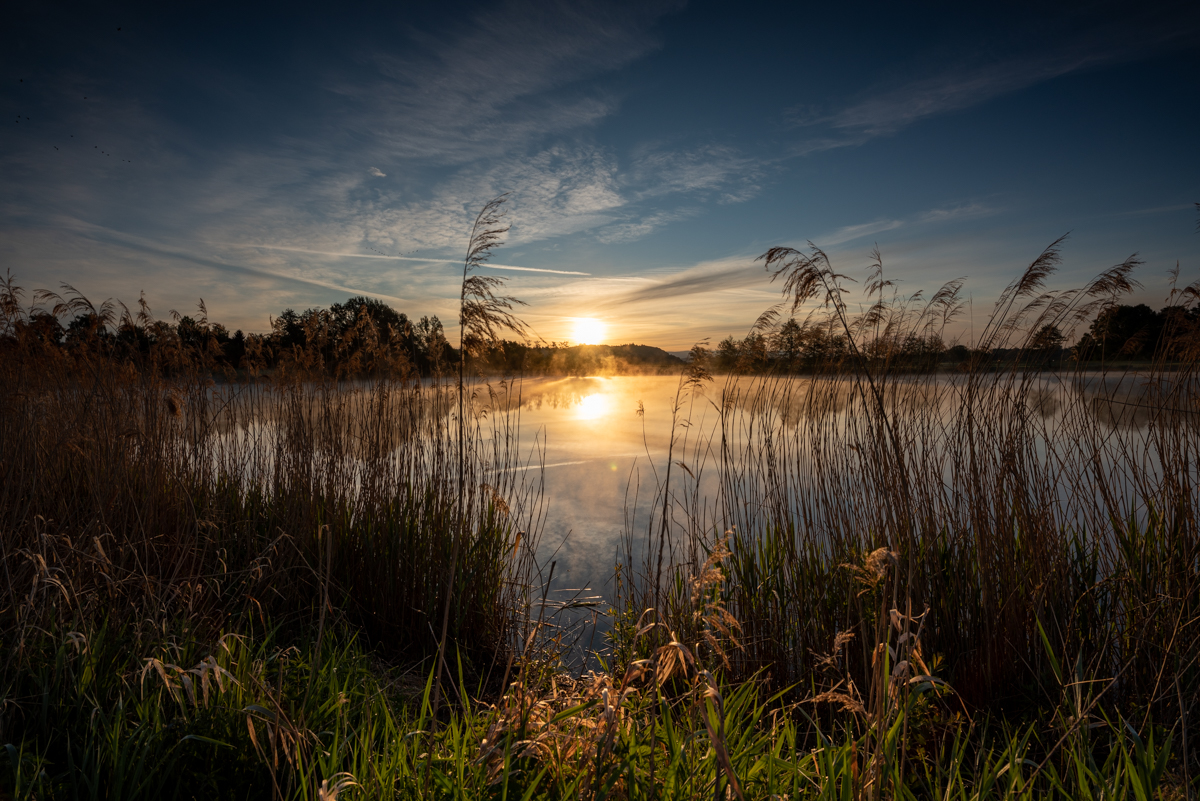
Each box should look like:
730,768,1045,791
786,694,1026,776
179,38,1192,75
234,244,590,275
48,219,413,304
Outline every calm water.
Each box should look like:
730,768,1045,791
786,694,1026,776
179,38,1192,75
486,371,1197,606
493,376,706,603
207,370,1197,661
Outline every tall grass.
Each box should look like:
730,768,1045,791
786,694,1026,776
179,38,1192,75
620,239,1199,755
435,194,530,726
3,537,1185,799
0,272,543,672
2,229,1198,797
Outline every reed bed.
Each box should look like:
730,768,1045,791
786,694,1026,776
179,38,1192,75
616,241,1199,788
2,537,1186,800
636,367,1200,709
2,229,1198,798
0,274,553,796
0,282,541,661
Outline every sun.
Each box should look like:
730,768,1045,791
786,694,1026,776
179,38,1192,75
572,317,607,345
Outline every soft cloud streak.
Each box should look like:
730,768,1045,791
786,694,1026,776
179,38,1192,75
811,203,997,247
340,0,684,166
818,219,903,247
604,258,766,308
789,17,1199,152
231,244,591,275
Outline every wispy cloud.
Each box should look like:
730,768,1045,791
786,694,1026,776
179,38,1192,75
70,221,414,302
594,207,699,244
342,145,625,254
607,201,1001,309
823,57,1090,138
788,17,1199,152
817,219,903,247
917,202,995,224
629,143,763,203
1113,203,1196,217
810,203,998,247
350,140,763,254
230,243,590,275
337,0,684,166
604,258,766,308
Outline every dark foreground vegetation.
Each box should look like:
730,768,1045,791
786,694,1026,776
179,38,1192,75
2,231,1199,799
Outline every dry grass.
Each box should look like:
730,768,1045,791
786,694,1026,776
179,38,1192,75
1,230,1198,797
0,272,543,676
621,238,1200,738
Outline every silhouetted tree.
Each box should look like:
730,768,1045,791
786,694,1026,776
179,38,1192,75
771,318,805,371
1026,324,1065,366
1075,304,1162,361
716,336,740,372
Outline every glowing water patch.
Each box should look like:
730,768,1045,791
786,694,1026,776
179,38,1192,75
576,393,611,420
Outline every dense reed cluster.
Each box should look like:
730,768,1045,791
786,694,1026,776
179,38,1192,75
617,238,1199,794
1,228,1198,799
0,271,551,796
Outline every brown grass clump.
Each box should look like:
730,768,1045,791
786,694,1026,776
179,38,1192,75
476,535,748,799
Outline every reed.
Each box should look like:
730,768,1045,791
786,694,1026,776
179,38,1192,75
0,271,544,673
433,194,529,728
2,225,1197,797
1,535,1186,799
618,237,1200,773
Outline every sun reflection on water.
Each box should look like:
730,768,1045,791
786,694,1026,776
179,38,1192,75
575,393,611,420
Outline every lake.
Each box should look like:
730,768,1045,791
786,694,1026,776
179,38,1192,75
478,370,1199,660
202,367,1198,663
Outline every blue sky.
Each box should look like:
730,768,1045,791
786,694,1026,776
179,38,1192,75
2,0,1198,348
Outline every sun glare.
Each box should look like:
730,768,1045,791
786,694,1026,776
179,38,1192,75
576,393,611,421
572,317,607,345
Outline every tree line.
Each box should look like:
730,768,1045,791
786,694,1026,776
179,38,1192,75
6,286,1195,378
0,292,457,378
705,303,1199,373
1,291,682,378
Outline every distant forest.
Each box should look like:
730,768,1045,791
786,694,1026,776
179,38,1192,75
707,302,1200,373
6,293,1195,378
2,294,684,377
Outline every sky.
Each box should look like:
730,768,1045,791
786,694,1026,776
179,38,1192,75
2,0,1198,349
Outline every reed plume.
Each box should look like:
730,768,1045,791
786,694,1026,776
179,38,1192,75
433,194,530,725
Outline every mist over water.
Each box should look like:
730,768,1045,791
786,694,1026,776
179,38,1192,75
202,369,1198,666
486,371,1198,607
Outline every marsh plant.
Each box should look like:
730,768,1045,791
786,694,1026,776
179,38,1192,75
0,254,548,796
433,194,530,725
615,234,1199,793
2,212,1198,798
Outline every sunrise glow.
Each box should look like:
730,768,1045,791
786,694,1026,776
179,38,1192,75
572,318,607,345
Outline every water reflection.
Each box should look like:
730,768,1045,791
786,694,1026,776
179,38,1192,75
487,377,695,601
187,369,1198,667
575,393,610,420
484,373,1199,625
